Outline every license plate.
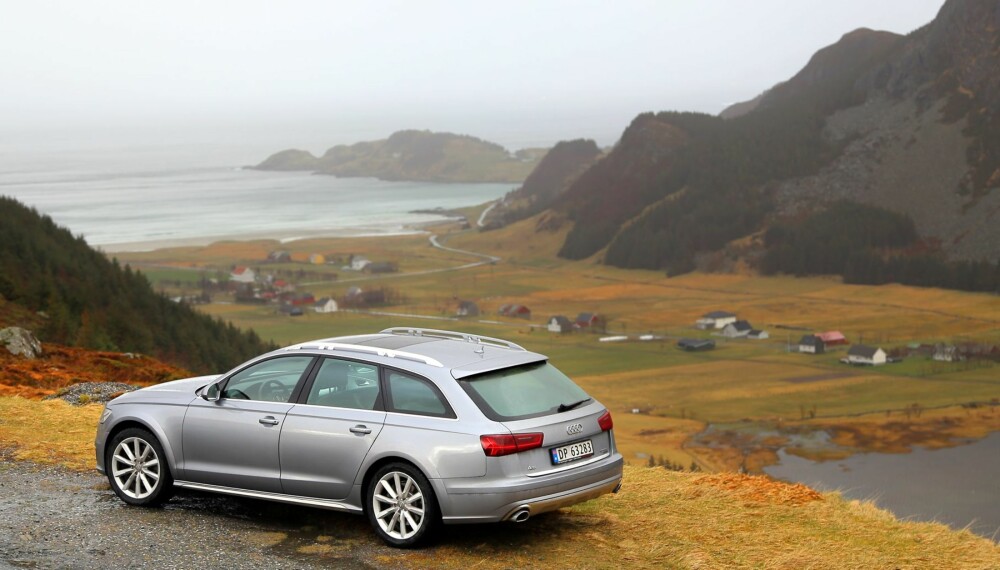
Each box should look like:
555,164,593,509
550,439,593,465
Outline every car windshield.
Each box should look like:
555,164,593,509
459,362,590,421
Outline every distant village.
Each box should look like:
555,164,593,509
170,250,994,370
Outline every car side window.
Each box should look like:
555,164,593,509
306,358,381,410
222,356,313,403
386,370,454,418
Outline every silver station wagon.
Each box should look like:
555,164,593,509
95,328,624,547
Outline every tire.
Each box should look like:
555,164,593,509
106,427,174,506
365,462,439,548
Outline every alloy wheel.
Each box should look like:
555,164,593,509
110,436,161,500
372,471,425,540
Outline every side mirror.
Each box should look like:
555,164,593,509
202,383,221,402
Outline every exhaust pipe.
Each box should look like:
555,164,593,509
509,507,530,523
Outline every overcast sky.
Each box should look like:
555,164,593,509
1,1,946,151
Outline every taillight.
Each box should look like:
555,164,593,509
480,433,544,457
598,410,613,431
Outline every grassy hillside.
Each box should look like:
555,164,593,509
2,395,997,569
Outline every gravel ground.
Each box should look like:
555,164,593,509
44,382,140,405
0,456,386,569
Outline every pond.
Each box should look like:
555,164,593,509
764,431,1000,541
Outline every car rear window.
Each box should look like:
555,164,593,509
459,362,590,421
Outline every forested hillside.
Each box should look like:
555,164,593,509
0,197,274,373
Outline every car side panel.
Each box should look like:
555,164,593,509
279,406,386,499
357,413,487,482
96,402,192,478
182,398,294,492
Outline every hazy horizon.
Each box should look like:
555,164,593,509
2,1,946,156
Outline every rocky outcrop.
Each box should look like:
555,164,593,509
0,327,43,359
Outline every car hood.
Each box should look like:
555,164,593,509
109,375,220,404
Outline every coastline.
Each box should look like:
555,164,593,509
95,214,468,253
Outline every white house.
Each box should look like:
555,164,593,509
350,256,372,271
547,315,573,333
695,311,737,330
932,344,963,362
847,344,887,366
748,329,769,340
314,297,338,313
721,320,753,338
229,266,256,284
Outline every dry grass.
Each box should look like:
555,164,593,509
0,396,102,470
393,467,1000,570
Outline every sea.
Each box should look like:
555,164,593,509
0,140,514,251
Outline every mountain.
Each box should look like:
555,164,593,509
545,0,1000,285
0,197,274,373
255,130,547,183
487,139,602,225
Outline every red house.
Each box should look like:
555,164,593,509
816,331,848,346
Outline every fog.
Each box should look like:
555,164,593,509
1,1,945,152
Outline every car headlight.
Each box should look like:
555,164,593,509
99,406,113,424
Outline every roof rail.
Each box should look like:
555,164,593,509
380,327,526,351
285,341,443,368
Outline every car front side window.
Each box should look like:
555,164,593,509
222,356,314,403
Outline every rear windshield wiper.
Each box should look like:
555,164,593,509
557,398,592,413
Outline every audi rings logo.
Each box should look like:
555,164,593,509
566,423,584,435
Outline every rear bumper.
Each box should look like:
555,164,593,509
436,452,623,524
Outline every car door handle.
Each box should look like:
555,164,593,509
349,425,372,435
259,416,280,426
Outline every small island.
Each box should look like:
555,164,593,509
254,129,548,184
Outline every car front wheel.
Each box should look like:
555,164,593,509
106,427,173,506
366,462,438,548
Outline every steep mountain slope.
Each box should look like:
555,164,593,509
489,138,601,225
0,197,274,373
255,130,545,183
549,0,999,276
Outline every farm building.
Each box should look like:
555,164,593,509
267,250,291,263
695,311,737,330
798,335,825,354
748,329,769,340
290,293,316,306
677,338,716,351
847,344,887,366
816,331,848,346
345,286,363,300
721,320,753,338
229,266,256,284
932,344,963,362
575,312,605,330
498,304,532,319
364,261,398,274
508,305,531,319
314,297,338,313
457,300,480,317
349,255,371,271
548,316,574,333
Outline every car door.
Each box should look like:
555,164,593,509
279,357,386,499
181,355,315,492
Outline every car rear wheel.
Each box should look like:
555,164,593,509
106,427,173,506
366,462,438,548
